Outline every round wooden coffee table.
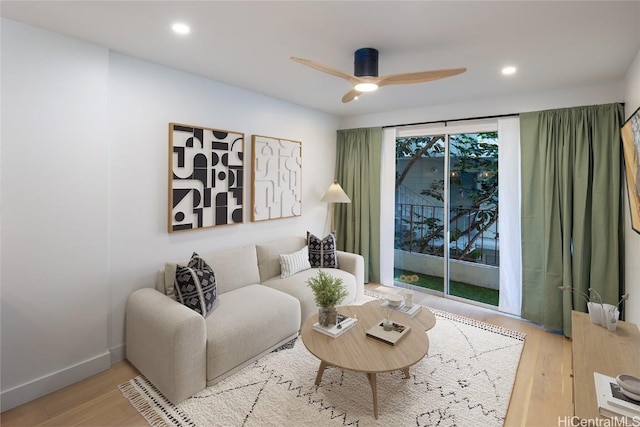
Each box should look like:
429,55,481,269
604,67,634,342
301,299,437,419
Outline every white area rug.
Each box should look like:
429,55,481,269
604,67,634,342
120,296,525,427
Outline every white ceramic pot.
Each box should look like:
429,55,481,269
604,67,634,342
587,302,603,326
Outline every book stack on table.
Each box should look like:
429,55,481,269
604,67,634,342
366,321,411,346
313,313,357,338
380,300,422,317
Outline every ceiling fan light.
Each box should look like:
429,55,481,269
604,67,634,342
354,82,379,92
172,22,191,35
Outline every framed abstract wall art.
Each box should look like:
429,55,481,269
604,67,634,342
251,135,302,222
621,106,640,234
169,123,244,232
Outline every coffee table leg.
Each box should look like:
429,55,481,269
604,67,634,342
366,372,379,419
315,360,329,385
403,367,410,379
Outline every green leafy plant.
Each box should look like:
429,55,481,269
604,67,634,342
307,270,348,308
395,132,499,264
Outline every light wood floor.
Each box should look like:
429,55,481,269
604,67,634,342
1,284,573,427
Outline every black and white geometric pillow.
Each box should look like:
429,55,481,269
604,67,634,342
306,232,338,268
174,252,218,317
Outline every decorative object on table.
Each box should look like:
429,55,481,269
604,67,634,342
587,289,629,331
621,105,640,234
320,181,351,234
251,135,302,222
385,294,403,308
617,375,640,396
398,275,418,308
306,232,338,268
366,320,410,346
312,313,357,338
168,123,244,232
594,372,640,420
307,269,348,327
404,288,414,307
381,299,422,317
382,305,394,331
558,285,629,330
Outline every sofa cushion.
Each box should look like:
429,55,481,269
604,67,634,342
279,246,311,278
164,244,260,297
262,267,357,325
256,237,306,282
205,284,300,383
174,253,218,317
199,245,261,294
307,232,338,268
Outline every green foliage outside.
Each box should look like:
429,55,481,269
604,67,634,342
394,268,499,306
395,132,499,263
307,270,348,308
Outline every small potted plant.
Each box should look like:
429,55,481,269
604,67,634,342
307,270,348,327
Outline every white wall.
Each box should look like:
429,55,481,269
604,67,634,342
1,19,110,409
623,48,640,327
0,19,340,410
106,53,339,358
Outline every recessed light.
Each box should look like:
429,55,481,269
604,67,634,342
172,23,191,35
502,66,517,75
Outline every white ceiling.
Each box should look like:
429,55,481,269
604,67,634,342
2,1,639,118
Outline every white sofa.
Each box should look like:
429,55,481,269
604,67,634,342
125,236,365,404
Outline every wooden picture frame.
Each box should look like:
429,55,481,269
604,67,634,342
169,123,244,232
251,135,302,222
621,106,640,234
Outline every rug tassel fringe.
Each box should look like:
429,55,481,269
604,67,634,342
118,382,169,427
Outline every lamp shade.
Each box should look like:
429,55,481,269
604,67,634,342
321,182,351,203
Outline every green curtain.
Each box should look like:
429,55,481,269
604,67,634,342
520,103,625,337
334,127,382,283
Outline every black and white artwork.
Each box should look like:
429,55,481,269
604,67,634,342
169,123,244,232
251,135,302,222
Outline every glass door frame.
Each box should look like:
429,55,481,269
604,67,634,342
393,119,499,307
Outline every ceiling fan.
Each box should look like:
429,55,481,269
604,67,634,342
291,48,467,103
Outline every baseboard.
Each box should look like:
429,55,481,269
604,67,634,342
109,344,125,364
1,351,111,412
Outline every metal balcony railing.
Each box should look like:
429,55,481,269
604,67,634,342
394,203,499,266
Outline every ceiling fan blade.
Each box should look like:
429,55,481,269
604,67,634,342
341,89,361,103
290,56,357,83
378,68,467,87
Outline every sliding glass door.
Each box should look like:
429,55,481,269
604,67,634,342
394,123,500,307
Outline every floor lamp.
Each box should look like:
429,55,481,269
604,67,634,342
321,181,351,234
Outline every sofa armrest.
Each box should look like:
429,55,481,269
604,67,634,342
125,288,206,404
337,250,365,301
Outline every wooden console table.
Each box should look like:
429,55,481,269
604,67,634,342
572,310,640,420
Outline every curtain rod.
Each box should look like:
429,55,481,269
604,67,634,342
381,113,517,129
382,102,626,129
